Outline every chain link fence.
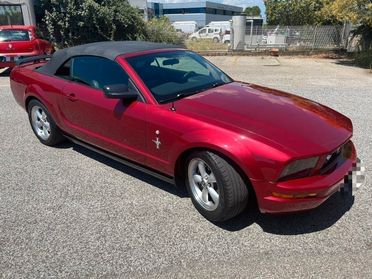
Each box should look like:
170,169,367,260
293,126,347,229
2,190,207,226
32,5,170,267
232,25,348,50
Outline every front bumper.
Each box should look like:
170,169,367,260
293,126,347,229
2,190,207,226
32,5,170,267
254,141,357,214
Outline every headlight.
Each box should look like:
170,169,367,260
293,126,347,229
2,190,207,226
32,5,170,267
279,157,319,180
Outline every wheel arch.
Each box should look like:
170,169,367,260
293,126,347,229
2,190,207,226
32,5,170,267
174,146,257,205
24,85,62,128
25,95,39,110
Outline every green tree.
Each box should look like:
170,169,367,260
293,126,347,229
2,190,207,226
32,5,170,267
320,0,372,49
145,17,184,45
39,0,146,47
265,0,324,25
244,6,261,17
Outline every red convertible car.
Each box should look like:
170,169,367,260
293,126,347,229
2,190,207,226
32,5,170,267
10,41,356,222
0,25,54,69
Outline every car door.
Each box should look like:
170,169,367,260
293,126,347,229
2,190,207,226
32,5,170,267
198,28,207,39
57,56,147,164
207,28,215,39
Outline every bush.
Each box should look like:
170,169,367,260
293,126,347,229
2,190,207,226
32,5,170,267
40,0,146,48
39,1,183,48
353,50,372,69
145,17,184,45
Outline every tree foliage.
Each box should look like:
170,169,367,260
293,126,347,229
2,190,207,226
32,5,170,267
38,1,184,48
39,0,146,47
145,17,184,45
244,6,261,17
320,0,372,49
320,0,372,26
265,0,325,25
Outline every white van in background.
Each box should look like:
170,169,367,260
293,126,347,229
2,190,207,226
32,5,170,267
207,21,231,33
171,21,198,34
189,26,222,42
189,21,231,43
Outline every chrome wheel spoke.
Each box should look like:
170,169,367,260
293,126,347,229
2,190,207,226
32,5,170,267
36,109,42,119
35,120,42,128
193,174,202,184
41,111,47,121
198,161,207,177
44,122,51,132
207,186,219,204
201,187,209,203
208,173,216,184
43,126,50,137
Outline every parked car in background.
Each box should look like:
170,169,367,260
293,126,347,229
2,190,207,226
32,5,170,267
10,41,356,222
0,25,54,69
207,21,231,34
189,26,223,42
222,30,231,44
190,21,231,43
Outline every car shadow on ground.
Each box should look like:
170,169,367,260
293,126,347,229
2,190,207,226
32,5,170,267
217,190,354,234
0,68,11,77
62,141,187,198
60,141,354,234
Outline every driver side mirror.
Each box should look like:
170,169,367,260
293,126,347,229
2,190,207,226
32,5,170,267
103,84,138,100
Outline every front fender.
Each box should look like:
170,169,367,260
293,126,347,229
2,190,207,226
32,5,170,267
169,128,290,182
169,129,254,180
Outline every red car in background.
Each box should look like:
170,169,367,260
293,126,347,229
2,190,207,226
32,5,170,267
10,41,356,222
0,25,54,69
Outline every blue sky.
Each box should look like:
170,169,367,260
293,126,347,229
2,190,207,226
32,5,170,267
157,0,266,17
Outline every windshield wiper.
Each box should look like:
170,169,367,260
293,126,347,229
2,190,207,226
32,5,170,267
158,92,189,104
158,81,230,104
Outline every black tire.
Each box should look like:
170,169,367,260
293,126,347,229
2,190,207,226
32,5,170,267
27,99,64,146
213,37,220,43
185,151,248,222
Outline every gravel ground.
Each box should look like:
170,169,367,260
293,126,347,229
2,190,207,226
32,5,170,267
0,57,371,278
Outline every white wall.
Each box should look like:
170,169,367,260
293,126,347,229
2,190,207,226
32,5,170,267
1,0,36,25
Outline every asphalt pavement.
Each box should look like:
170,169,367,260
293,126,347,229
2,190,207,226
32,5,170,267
0,57,371,278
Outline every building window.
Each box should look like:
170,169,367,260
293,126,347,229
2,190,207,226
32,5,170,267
163,6,238,16
0,5,24,25
163,7,206,14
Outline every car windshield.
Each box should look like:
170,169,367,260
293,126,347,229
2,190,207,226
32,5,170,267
0,29,30,42
126,50,232,103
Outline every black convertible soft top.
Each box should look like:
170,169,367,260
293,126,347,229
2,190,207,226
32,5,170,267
38,41,180,75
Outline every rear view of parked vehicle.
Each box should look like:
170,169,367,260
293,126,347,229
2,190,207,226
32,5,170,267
0,25,54,69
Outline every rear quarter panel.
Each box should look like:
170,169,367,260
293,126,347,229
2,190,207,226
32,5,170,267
10,64,66,127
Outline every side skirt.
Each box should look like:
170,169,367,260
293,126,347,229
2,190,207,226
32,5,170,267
65,135,175,185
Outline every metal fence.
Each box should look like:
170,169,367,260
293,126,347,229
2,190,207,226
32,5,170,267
232,25,348,50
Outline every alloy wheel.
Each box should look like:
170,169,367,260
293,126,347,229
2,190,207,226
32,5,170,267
30,106,51,141
188,158,220,211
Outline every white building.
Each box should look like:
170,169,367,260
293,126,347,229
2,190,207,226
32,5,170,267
0,0,35,25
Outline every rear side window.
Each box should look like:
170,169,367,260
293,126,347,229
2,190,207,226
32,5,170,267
0,29,30,42
71,56,129,89
55,56,131,89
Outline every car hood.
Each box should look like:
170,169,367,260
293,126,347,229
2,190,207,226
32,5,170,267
174,82,352,156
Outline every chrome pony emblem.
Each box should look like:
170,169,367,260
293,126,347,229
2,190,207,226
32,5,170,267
8,43,13,49
152,130,161,149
